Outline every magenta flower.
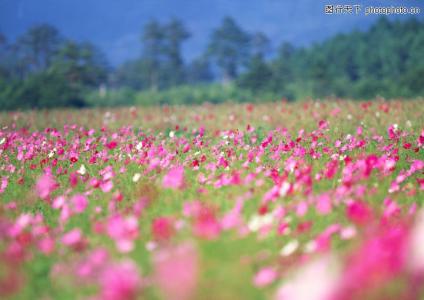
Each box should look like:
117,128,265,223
346,201,373,225
152,217,175,242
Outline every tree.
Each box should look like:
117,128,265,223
114,59,146,90
0,32,9,80
186,55,214,84
141,20,166,91
14,40,109,109
163,18,191,86
138,18,191,90
238,32,273,92
269,42,295,92
51,41,108,87
208,17,250,82
16,24,62,72
12,71,83,109
251,32,271,57
238,54,272,92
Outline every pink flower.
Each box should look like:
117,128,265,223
193,207,221,240
106,140,118,150
76,248,109,279
275,256,340,300
334,223,409,297
383,198,400,219
36,173,57,199
318,120,329,130
221,210,241,230
296,201,308,217
153,243,198,300
106,214,139,253
387,124,398,140
71,194,88,213
98,261,141,300
38,237,55,255
0,176,8,194
162,166,185,189
316,194,332,215
62,228,84,249
100,180,113,193
152,217,175,241
253,267,277,287
324,160,338,179
346,201,372,225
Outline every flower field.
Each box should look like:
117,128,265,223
0,100,423,300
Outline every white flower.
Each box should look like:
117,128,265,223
136,142,143,151
169,131,175,138
340,226,356,240
77,164,86,175
279,182,290,197
280,240,299,256
248,213,274,232
409,209,424,272
304,241,316,253
132,173,141,183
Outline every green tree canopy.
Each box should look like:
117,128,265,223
16,24,63,73
208,17,250,82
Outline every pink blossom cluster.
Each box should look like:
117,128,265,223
0,101,423,299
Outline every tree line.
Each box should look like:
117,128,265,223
1,16,423,109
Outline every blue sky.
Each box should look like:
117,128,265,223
1,0,423,65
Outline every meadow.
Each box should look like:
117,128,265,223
0,99,423,300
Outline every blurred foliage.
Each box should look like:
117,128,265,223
133,84,281,106
86,84,282,107
0,23,108,109
207,16,251,81
1,17,424,109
